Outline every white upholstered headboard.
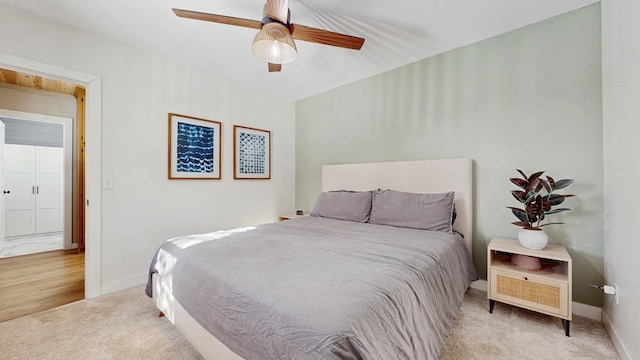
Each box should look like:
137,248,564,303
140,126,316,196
322,159,473,254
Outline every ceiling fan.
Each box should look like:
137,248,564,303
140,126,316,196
172,0,365,72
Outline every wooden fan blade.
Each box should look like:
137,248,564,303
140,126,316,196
268,63,282,72
265,0,289,24
172,8,262,30
291,24,365,50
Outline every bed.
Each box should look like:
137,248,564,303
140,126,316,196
146,158,476,360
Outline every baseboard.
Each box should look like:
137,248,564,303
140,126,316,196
100,272,148,295
469,279,601,321
602,311,632,360
572,301,601,321
470,279,487,291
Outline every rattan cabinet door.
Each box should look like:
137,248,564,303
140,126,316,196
490,268,569,318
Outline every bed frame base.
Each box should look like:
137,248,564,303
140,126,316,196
152,274,244,360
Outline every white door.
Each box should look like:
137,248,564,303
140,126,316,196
0,120,5,246
4,144,63,237
35,146,63,234
4,144,36,238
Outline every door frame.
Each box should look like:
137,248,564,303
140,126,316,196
0,111,73,247
0,53,103,298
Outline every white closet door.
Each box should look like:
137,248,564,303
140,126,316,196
35,147,63,234
0,121,5,245
4,144,63,237
4,144,36,237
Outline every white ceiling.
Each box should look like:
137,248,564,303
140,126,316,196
0,0,599,101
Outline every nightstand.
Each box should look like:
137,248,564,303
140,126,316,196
278,214,308,221
487,237,573,336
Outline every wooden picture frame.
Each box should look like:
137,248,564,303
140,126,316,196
168,113,221,179
233,125,271,180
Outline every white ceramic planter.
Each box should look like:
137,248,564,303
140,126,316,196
517,229,549,250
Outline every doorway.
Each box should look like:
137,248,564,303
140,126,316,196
0,114,73,258
0,53,102,298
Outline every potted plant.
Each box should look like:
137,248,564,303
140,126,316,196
507,170,574,251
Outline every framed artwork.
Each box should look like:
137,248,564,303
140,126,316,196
233,125,271,179
168,113,221,179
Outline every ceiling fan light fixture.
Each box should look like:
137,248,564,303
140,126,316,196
252,22,297,64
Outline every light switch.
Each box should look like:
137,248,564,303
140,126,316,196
103,177,113,190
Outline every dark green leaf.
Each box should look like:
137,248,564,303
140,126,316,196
541,178,551,193
524,190,538,203
545,208,571,215
540,222,565,227
554,179,574,190
508,207,529,222
547,194,566,206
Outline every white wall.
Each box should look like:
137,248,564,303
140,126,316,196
601,1,640,359
296,5,604,306
0,4,296,294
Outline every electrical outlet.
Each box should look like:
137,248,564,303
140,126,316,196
615,283,619,305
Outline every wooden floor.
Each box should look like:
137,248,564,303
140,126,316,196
0,249,84,323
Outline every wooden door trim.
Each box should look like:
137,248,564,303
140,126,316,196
74,87,86,253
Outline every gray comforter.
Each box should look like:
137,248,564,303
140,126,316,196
146,216,477,360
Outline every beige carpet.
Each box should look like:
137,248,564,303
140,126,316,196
0,285,202,360
440,289,619,360
0,286,619,360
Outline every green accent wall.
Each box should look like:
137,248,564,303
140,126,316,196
295,5,603,306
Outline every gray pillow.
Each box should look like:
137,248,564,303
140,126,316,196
310,191,373,223
369,189,455,232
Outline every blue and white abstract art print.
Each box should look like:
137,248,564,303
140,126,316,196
177,122,214,173
234,125,271,179
169,113,221,179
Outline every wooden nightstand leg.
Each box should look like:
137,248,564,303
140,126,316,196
489,299,496,313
